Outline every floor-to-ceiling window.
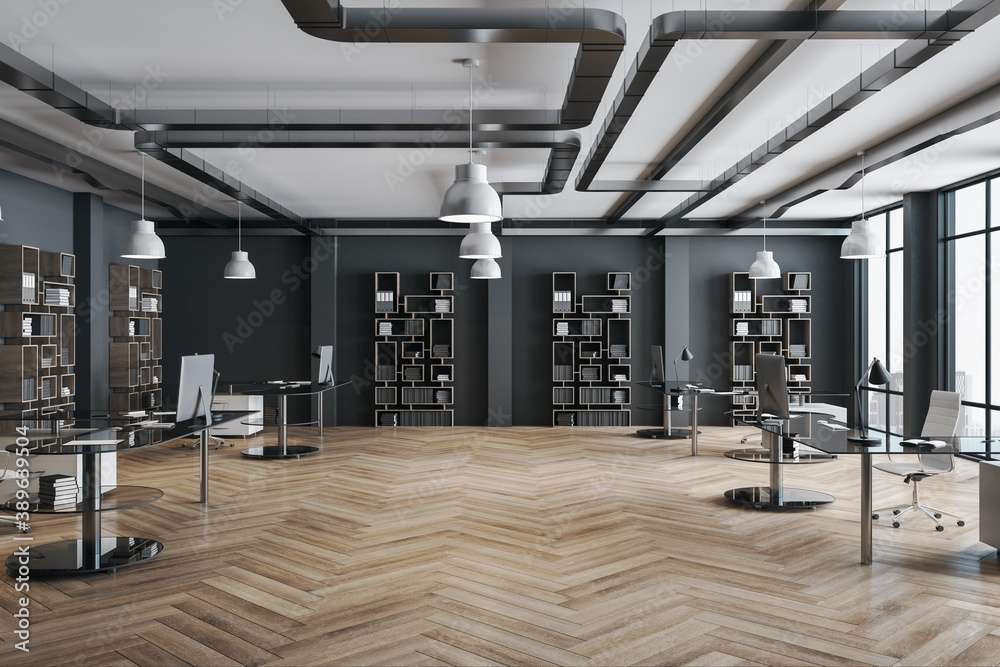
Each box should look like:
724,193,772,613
865,207,904,434
944,176,998,439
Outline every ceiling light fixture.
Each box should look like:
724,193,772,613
748,200,780,279
841,150,885,260
470,257,501,279
439,59,502,223
459,222,501,259
121,152,166,259
224,201,256,279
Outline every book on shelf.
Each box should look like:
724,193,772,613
792,274,809,289
611,298,628,312
612,274,629,289
128,286,138,310
556,413,575,426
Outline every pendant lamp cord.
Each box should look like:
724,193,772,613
860,151,866,221
761,200,767,252
238,201,242,251
140,151,145,219
468,61,474,164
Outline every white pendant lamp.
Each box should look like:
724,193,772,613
439,59,502,223
748,200,780,279
459,222,501,259
841,151,885,260
224,201,256,279
121,152,166,259
470,257,501,279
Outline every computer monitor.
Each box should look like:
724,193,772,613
650,345,665,384
314,345,333,385
176,354,217,423
754,353,790,421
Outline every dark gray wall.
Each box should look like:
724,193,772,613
684,235,853,423
0,170,74,251
160,234,312,419
510,236,666,426
331,235,489,426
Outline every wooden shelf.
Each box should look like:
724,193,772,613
0,244,76,431
552,272,631,426
375,272,455,426
110,264,163,411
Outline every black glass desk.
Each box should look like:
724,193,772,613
3,410,252,575
241,381,351,459
739,412,996,565
635,382,742,456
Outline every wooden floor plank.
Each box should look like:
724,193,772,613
5,425,998,666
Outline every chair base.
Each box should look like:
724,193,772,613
873,478,965,531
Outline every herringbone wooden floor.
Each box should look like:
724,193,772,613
2,425,1000,666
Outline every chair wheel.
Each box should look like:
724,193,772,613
872,514,879,520
892,522,900,528
892,509,901,515
934,513,941,519
936,525,944,531
958,520,966,527
20,526,30,534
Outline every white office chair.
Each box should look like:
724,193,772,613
872,390,965,531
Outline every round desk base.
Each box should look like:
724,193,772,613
5,537,163,575
725,487,835,510
634,428,701,440
241,445,319,459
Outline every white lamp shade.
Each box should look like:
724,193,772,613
439,163,502,223
470,257,501,279
748,250,781,279
224,250,256,279
840,219,885,259
459,222,502,259
121,219,165,259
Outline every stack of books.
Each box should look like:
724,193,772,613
141,297,158,311
22,316,32,335
128,320,136,335
436,373,450,381
435,390,449,404
612,373,627,381
39,474,78,510
555,322,569,336
612,390,627,404
403,367,421,380
434,299,450,312
377,321,394,335
735,321,749,336
432,344,450,357
581,367,599,381
791,373,808,381
789,299,808,312
553,291,573,312
610,344,627,357
789,344,807,357
556,413,575,426
128,286,138,310
379,412,398,426
44,287,70,306
611,299,628,312
376,291,395,311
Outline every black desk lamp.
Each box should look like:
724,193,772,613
848,357,892,444
674,346,694,384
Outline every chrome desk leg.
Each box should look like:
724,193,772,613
690,392,699,457
317,392,324,437
200,429,209,504
862,451,873,565
81,452,101,571
278,394,288,454
765,429,783,505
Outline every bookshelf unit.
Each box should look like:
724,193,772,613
375,272,454,427
552,272,631,427
0,245,77,432
728,271,812,424
109,265,163,412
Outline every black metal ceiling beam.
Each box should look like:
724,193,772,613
640,0,1000,236
135,129,581,197
279,0,625,127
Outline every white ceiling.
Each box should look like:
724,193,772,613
1,0,999,230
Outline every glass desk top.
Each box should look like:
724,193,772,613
741,412,997,456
